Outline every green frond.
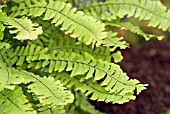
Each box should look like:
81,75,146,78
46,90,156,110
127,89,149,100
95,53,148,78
106,21,164,41
81,0,170,31
6,17,43,40
52,72,138,104
65,90,104,114
9,45,147,103
11,0,107,46
19,20,123,62
0,51,74,109
11,69,74,107
0,87,35,114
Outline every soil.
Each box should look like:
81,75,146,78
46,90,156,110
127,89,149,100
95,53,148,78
92,40,170,114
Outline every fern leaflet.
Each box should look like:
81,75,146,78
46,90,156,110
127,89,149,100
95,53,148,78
6,17,43,40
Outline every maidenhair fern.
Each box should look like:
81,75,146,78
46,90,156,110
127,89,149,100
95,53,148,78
0,0,169,113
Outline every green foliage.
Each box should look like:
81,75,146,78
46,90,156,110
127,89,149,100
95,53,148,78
0,0,169,113
11,0,107,47
0,87,35,114
7,17,43,40
80,0,170,31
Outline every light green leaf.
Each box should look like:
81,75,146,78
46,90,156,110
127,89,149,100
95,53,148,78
7,17,43,40
112,51,123,63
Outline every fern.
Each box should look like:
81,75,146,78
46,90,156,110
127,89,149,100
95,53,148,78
80,0,170,31
8,45,147,102
29,21,122,62
51,72,139,104
11,69,74,107
11,0,107,46
0,0,169,113
0,50,74,113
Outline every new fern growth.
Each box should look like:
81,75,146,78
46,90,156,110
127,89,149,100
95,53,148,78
0,0,169,113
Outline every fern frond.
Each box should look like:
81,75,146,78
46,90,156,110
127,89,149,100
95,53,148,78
29,19,112,61
81,0,170,31
6,17,43,40
28,19,111,61
0,52,74,108
52,72,137,104
11,69,74,107
0,87,35,114
11,0,107,46
106,21,164,41
9,45,147,100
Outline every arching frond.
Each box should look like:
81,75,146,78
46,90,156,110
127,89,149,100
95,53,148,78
52,72,138,104
30,20,122,62
81,0,170,31
0,87,35,114
11,0,107,46
9,45,147,101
